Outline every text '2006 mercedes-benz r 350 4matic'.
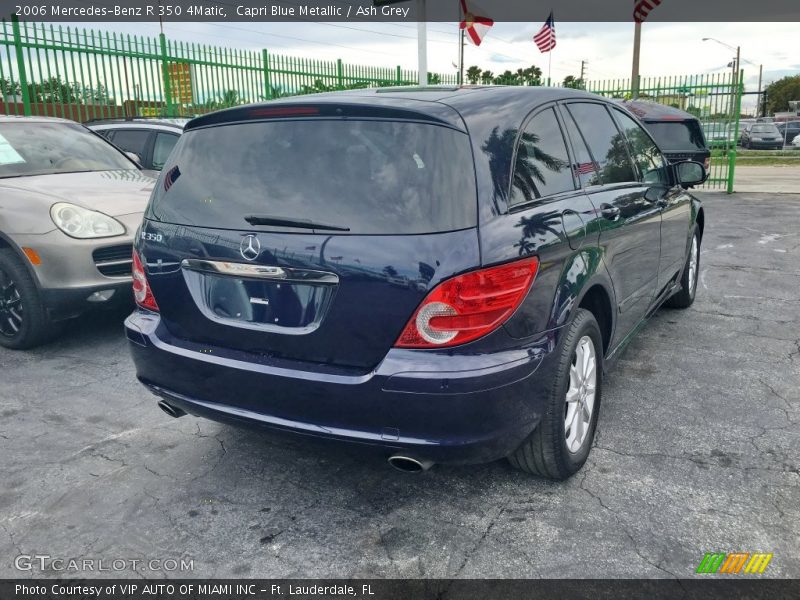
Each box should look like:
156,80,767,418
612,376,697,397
126,86,706,479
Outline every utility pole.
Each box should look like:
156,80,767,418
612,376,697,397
631,21,641,98
580,60,586,82
756,63,763,117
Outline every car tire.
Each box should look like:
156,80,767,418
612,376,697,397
508,308,603,480
665,228,700,309
0,249,50,349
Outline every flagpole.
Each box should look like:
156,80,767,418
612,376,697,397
548,47,552,86
458,27,465,84
417,0,427,86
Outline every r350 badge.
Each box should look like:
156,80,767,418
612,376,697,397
141,231,164,243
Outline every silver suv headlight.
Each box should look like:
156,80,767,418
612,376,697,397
50,202,125,239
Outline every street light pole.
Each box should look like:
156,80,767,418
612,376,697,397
756,63,763,117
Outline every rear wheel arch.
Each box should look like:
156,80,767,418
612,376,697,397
576,283,614,357
695,206,705,242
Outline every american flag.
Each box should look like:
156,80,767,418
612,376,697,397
574,162,599,176
163,165,181,191
533,12,556,53
633,0,662,23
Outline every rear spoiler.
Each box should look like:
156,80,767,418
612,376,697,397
185,102,465,132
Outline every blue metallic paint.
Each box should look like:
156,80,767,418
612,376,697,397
126,87,702,465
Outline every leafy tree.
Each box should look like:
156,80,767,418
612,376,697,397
562,75,585,89
466,65,483,85
480,70,494,84
1,78,20,97
494,70,519,85
32,77,77,103
765,75,800,114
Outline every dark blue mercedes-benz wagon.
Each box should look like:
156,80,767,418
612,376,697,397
126,86,706,479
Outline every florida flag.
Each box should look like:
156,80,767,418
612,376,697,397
459,0,494,46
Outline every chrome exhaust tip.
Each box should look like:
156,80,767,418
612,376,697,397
157,400,185,418
387,454,434,473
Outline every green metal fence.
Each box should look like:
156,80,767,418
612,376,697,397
586,73,744,192
0,16,457,122
1,16,742,191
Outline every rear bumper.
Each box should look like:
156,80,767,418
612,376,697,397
125,310,563,465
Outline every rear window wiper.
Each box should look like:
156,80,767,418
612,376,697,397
244,214,350,232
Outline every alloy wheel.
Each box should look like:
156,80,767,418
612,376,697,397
0,267,23,338
564,335,597,453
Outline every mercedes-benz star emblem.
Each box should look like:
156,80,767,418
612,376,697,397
239,235,261,261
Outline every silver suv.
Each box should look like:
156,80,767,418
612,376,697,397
0,116,154,348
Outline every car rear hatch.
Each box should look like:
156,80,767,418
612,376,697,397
644,118,710,163
138,102,480,371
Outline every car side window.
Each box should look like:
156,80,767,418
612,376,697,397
566,103,637,185
152,133,179,171
612,109,669,185
509,107,574,205
110,129,150,159
561,108,600,188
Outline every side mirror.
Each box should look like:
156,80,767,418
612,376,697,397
675,161,707,187
125,151,142,166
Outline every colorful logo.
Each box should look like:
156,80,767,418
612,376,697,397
696,552,773,574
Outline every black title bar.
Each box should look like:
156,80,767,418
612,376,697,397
3,579,800,600
3,0,800,22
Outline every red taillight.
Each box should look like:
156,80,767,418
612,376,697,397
395,257,539,349
132,250,159,312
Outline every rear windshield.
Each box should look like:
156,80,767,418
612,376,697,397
644,121,706,151
0,121,134,178
147,119,477,234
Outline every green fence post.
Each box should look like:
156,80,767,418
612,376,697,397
727,70,743,194
10,15,32,116
396,65,402,85
262,49,272,99
159,32,173,117
336,58,344,89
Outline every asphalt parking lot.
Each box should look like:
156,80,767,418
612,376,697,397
1,191,798,579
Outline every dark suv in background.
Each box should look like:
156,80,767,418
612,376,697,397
88,118,187,175
619,100,711,176
126,87,705,479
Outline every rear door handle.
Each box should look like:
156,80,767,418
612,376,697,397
600,204,620,220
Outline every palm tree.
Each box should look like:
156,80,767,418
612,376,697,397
521,66,543,86
480,126,568,205
480,70,495,84
466,65,483,85
514,211,566,255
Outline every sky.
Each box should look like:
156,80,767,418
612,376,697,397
65,20,799,113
